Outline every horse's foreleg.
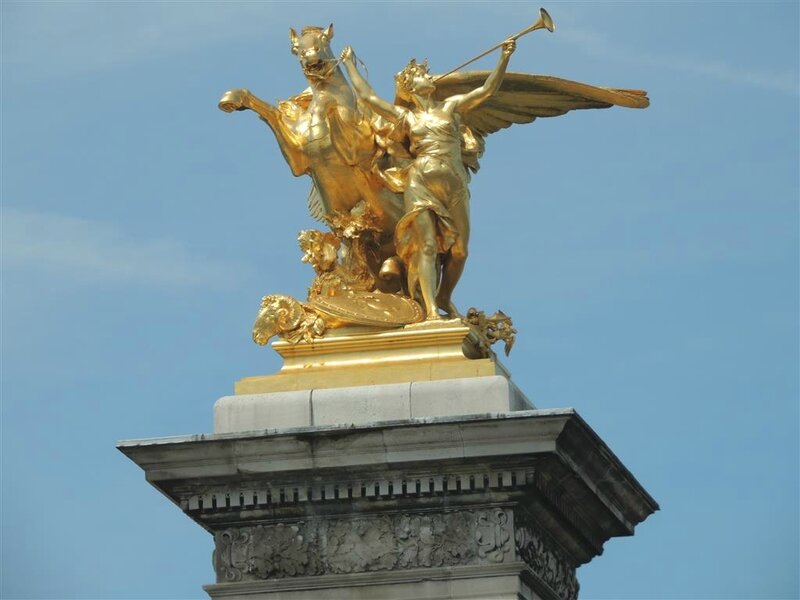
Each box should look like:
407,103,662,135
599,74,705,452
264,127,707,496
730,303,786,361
219,89,309,177
247,96,310,178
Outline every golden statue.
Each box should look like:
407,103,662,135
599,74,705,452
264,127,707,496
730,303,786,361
219,9,649,351
340,39,516,320
219,25,404,291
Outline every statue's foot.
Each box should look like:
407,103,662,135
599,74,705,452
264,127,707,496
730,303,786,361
436,297,462,319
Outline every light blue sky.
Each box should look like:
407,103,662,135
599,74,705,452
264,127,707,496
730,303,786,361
2,2,798,598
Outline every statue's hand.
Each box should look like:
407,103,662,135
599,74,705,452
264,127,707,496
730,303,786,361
501,39,516,58
218,88,251,112
340,46,354,63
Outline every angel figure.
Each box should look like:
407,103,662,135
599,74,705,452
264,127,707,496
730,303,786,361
341,32,649,321
341,41,516,320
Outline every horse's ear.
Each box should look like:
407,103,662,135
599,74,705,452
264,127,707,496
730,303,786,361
289,27,299,53
322,23,334,41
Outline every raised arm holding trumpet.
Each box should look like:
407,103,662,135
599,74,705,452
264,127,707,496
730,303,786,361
340,38,518,319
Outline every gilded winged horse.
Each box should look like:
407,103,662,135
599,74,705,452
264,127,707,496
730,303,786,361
221,14,650,341
218,25,404,287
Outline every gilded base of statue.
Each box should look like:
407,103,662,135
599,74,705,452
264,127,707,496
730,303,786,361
237,318,511,394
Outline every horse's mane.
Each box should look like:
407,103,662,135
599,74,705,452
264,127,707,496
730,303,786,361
301,26,326,36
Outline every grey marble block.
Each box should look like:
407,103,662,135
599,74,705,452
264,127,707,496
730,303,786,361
214,375,535,433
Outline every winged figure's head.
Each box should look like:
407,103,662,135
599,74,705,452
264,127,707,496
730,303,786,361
395,59,435,101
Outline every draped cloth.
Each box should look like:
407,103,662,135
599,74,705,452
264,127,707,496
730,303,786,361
377,110,470,264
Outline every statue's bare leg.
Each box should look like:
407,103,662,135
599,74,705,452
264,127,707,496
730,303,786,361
436,253,465,318
436,200,469,318
406,253,419,303
413,211,441,320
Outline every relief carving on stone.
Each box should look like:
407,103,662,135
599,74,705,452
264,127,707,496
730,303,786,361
514,515,579,600
214,523,312,582
326,516,397,573
213,509,512,582
476,509,512,563
395,510,485,568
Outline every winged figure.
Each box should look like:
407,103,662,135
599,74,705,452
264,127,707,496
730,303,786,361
219,21,649,345
341,41,648,320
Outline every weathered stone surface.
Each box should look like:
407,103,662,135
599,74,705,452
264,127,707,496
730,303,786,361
213,509,514,583
410,376,533,418
204,572,536,600
515,511,579,600
120,409,658,599
214,390,311,433
312,381,412,426
208,506,580,600
213,376,535,433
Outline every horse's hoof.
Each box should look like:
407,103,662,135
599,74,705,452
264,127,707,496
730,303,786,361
379,257,403,280
219,89,246,112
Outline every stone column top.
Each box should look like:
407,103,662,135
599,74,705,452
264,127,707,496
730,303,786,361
118,409,658,538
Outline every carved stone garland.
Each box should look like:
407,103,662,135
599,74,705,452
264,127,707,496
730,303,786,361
515,511,579,600
213,508,578,600
214,509,512,582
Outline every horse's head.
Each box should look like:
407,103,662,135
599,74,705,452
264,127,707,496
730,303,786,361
290,24,337,81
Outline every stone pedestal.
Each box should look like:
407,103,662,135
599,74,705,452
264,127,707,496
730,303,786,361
119,327,657,598
215,375,533,432
120,411,656,599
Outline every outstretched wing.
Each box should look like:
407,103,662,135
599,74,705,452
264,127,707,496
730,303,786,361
432,71,649,137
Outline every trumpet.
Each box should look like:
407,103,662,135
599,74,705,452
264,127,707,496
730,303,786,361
434,8,555,81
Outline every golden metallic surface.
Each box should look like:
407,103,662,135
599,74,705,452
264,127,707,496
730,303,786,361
218,24,403,274
252,295,326,345
435,7,554,81
311,291,423,327
341,41,519,320
235,320,510,394
220,11,649,351
464,308,517,356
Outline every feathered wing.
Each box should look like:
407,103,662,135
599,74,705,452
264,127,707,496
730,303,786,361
308,72,649,220
307,183,327,223
432,70,649,140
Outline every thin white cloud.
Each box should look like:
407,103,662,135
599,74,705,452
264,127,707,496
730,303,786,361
4,2,796,96
557,26,799,96
1,208,250,287
1,2,278,83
